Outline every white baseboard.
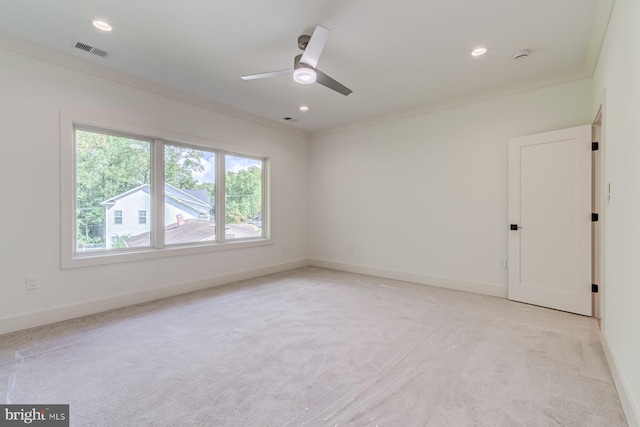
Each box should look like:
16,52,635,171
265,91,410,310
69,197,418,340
601,331,640,427
309,258,508,298
1,259,508,335
0,259,308,336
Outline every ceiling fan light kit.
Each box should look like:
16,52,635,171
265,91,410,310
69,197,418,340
241,25,352,96
293,66,317,84
293,68,316,85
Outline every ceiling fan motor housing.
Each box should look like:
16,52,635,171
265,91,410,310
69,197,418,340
298,35,311,50
294,54,313,70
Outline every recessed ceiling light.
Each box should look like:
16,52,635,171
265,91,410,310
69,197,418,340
471,47,487,57
299,106,309,112
92,20,112,32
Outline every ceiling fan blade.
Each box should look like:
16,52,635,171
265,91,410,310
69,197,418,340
241,69,292,80
300,26,330,68
315,69,352,96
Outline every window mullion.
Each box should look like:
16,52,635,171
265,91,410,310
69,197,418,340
216,151,226,243
152,140,165,249
263,159,269,239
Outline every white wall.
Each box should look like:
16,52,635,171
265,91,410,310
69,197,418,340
592,0,640,424
309,79,593,296
0,39,310,334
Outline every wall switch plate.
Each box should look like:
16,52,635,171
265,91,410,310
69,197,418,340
498,260,507,270
26,276,39,290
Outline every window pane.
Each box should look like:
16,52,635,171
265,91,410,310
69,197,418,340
75,129,151,252
163,145,215,245
225,155,263,240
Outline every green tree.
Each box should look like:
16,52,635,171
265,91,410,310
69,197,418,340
164,146,205,189
225,166,262,224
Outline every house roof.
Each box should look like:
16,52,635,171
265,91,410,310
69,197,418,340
125,219,215,247
165,185,212,215
101,183,212,215
125,219,260,247
182,189,211,205
101,184,150,206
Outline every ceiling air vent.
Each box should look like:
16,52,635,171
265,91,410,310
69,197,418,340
74,41,109,58
91,47,109,58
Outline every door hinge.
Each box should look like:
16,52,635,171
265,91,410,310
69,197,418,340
592,213,599,222
592,284,599,293
592,142,599,151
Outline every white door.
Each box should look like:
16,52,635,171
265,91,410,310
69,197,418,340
508,125,592,316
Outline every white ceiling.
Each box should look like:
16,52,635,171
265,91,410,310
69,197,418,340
0,0,613,133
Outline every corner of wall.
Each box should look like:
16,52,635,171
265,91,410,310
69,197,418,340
309,259,508,298
601,330,640,427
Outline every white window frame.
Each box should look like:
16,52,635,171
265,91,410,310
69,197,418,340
219,151,269,244
60,112,271,269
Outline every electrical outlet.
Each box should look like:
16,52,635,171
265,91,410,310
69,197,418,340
498,260,507,270
26,276,39,290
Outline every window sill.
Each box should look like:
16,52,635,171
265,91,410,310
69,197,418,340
62,238,272,269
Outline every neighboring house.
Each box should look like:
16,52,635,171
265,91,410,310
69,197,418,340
125,220,260,248
101,183,213,249
126,218,216,247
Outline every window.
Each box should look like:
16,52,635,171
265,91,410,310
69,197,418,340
75,128,151,251
225,155,263,240
67,124,269,266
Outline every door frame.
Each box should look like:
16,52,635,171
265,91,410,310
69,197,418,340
592,101,606,322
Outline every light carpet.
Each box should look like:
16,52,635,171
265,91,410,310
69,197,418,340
0,267,628,426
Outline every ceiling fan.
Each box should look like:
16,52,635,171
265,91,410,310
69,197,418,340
241,26,352,96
